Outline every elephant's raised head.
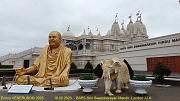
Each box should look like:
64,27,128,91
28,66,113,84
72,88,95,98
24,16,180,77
112,57,124,73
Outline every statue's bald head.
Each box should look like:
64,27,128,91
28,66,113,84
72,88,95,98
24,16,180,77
49,31,62,39
48,31,62,49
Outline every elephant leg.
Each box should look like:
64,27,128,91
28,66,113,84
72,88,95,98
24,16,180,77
115,77,122,93
115,85,122,93
104,79,114,96
112,80,116,90
123,83,129,89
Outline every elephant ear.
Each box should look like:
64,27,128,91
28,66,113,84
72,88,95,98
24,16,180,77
100,60,105,79
101,67,110,79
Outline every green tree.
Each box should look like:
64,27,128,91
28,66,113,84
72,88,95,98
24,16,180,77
94,64,103,78
123,59,134,79
70,62,77,70
84,61,93,70
153,62,171,84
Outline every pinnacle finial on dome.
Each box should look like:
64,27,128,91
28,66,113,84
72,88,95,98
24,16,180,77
88,26,90,31
121,20,125,30
63,25,75,37
67,25,70,31
96,26,98,31
81,29,86,36
139,13,142,22
136,11,140,16
137,13,142,22
87,26,93,36
136,11,142,22
114,13,118,23
88,30,93,36
96,27,101,36
97,31,101,37
128,14,133,23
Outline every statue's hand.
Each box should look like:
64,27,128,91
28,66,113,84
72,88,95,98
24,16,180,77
15,68,26,75
59,73,68,82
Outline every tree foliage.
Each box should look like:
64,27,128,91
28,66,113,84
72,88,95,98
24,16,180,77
94,64,103,78
84,61,93,70
153,62,171,84
123,59,134,79
70,62,77,70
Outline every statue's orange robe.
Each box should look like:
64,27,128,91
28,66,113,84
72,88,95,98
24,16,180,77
15,45,72,87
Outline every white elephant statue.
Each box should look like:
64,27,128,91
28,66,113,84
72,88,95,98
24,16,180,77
100,58,130,96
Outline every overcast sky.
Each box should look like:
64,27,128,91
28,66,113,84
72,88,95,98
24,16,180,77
0,0,179,56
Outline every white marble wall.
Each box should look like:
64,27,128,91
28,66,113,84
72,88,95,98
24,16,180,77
95,33,180,71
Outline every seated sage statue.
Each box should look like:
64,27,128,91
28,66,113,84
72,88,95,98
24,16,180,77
15,31,72,87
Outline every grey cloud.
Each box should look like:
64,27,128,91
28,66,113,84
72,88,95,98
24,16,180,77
0,0,180,56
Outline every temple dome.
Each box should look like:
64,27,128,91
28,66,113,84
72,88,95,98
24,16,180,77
134,20,147,36
132,12,148,37
62,25,75,37
127,21,134,35
63,31,75,37
111,21,120,35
